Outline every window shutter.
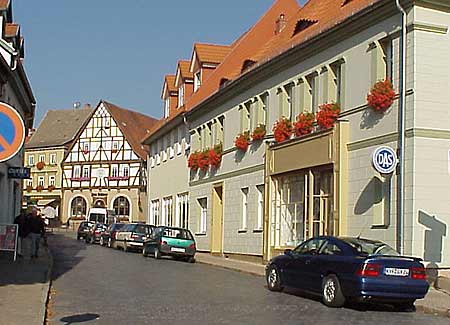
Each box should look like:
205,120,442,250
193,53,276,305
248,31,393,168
278,88,289,119
370,41,386,84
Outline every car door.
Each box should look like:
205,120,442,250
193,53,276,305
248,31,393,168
287,238,327,290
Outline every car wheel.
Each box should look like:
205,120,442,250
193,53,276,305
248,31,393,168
266,265,283,292
322,274,345,307
108,238,112,248
142,246,148,257
394,300,416,312
77,235,80,240
124,241,129,252
154,247,161,259
100,237,104,246
186,256,195,263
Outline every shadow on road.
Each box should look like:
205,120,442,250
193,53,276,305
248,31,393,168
60,313,100,324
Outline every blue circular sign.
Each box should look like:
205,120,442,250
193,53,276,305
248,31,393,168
372,146,397,174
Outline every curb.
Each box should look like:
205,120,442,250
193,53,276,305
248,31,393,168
42,245,53,325
196,259,265,277
416,304,450,319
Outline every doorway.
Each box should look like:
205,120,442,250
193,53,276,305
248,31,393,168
211,185,224,254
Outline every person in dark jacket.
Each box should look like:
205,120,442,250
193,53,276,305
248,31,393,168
14,210,30,257
27,207,45,258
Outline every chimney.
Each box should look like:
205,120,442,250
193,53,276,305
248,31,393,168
83,103,91,109
275,14,287,35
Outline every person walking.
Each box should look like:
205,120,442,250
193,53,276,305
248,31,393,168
13,210,30,258
27,207,45,258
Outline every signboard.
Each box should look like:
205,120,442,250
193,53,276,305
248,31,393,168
0,102,25,163
0,224,18,261
8,167,31,179
372,146,398,174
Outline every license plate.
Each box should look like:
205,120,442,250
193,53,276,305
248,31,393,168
384,268,410,277
171,247,185,253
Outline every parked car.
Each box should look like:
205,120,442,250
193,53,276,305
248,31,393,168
115,223,155,252
85,223,107,244
76,221,94,240
100,223,125,247
265,236,429,309
142,226,196,263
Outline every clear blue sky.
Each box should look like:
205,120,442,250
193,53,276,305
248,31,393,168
14,0,292,126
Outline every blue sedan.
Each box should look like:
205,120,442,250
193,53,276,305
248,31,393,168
265,236,429,309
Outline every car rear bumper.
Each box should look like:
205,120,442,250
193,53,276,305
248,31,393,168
161,247,196,257
129,241,143,247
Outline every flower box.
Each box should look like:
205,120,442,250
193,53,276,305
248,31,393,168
198,150,210,171
188,151,200,170
71,177,91,181
36,185,44,192
294,112,315,137
26,185,33,193
208,143,223,168
316,103,340,130
273,117,293,143
252,124,266,141
48,185,56,192
107,176,129,181
235,131,250,151
367,79,396,113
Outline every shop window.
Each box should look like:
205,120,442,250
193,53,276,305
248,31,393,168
176,193,189,229
198,198,207,233
150,199,160,225
71,196,87,217
162,196,173,226
113,196,130,217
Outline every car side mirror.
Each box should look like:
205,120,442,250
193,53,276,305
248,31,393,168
284,249,292,256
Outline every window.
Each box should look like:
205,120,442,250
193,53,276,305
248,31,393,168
178,85,184,107
122,166,129,178
198,198,207,233
112,141,119,151
26,179,33,187
50,154,57,165
162,136,168,162
111,166,119,178
104,117,110,128
176,193,189,229
73,166,81,179
331,60,345,106
113,196,130,218
38,176,45,187
28,155,34,166
150,200,160,225
293,238,326,255
306,73,319,113
82,143,89,153
241,188,248,230
371,39,392,84
39,154,45,163
256,185,264,230
49,176,56,187
239,103,250,133
194,71,201,91
320,241,342,255
71,196,87,217
164,98,170,118
162,197,173,226
82,166,90,179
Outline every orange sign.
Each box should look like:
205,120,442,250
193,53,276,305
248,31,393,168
0,102,25,162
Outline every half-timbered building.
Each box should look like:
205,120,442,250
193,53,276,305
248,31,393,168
61,100,157,223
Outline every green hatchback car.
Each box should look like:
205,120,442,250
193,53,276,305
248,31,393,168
142,226,196,263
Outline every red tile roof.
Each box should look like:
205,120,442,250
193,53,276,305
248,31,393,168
162,74,177,99
193,43,232,65
178,60,193,80
0,0,10,10
4,23,19,37
103,101,158,160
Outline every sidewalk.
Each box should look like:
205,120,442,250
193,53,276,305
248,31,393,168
0,239,53,325
195,252,450,318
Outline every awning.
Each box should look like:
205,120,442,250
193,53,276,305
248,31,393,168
37,199,57,207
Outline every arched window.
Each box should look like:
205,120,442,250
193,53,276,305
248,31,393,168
113,196,130,217
71,196,87,217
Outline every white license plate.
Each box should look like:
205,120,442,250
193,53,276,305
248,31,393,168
384,268,410,277
171,247,185,253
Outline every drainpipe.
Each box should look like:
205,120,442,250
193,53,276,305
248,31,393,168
395,0,407,255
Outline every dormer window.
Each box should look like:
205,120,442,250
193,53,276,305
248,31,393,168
194,71,201,92
164,98,170,118
178,85,184,108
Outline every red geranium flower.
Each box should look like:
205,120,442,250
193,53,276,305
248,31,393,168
209,143,223,168
252,124,266,141
367,79,396,113
188,151,200,170
198,151,210,171
273,117,293,143
316,103,340,130
294,112,315,137
235,132,250,151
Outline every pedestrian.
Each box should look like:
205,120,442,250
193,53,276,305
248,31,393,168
13,210,30,257
27,207,46,258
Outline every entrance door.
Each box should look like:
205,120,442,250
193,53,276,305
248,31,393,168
211,185,224,254
309,170,334,238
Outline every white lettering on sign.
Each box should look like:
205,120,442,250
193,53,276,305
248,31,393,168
372,146,398,174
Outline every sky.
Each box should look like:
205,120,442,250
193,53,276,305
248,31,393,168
13,0,288,127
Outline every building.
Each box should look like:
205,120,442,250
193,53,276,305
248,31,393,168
144,0,450,269
61,100,158,223
0,0,35,224
23,106,93,218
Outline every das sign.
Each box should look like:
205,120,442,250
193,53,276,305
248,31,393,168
0,102,25,162
372,146,397,174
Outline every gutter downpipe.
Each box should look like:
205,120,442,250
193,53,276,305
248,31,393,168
395,0,407,255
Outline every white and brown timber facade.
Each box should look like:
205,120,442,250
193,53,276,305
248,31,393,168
61,100,157,223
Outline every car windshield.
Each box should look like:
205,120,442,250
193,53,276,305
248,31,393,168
161,228,193,240
341,238,398,256
112,223,124,231
135,225,149,234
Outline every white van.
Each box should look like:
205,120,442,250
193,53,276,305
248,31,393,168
87,208,117,224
